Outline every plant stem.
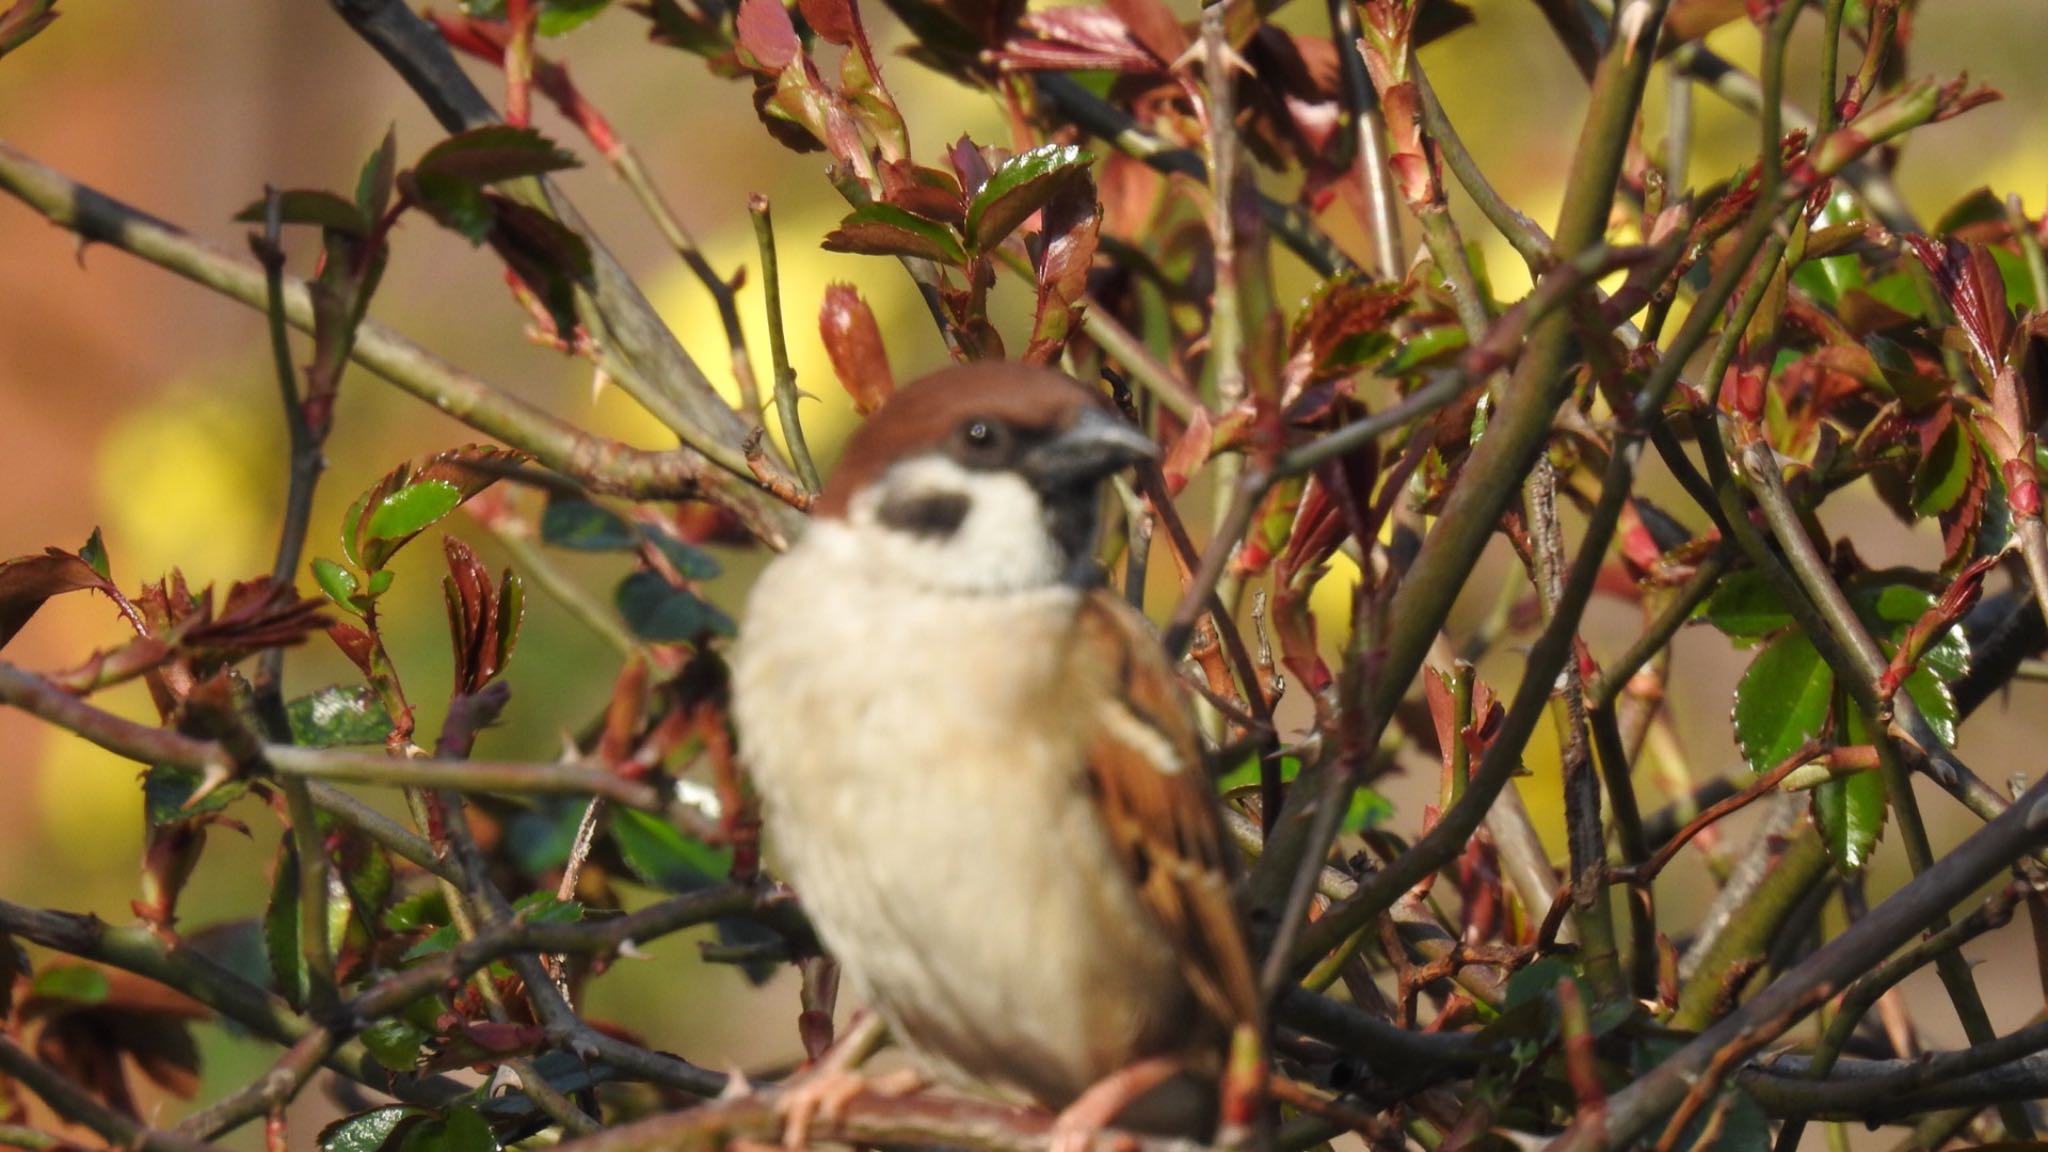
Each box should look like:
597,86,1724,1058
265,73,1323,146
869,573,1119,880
0,140,803,549
749,195,820,494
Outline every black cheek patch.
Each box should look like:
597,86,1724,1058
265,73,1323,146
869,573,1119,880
877,490,972,538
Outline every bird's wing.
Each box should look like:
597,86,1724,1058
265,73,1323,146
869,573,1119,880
1072,589,1262,1029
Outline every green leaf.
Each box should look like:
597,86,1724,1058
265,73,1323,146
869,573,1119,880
235,190,370,235
648,530,720,580
1902,662,1960,747
360,1017,427,1072
348,445,522,572
1848,580,1933,632
540,497,637,551
287,685,396,748
612,807,732,892
1912,416,1971,516
1732,633,1834,773
616,570,736,641
1813,704,1886,872
414,125,580,187
30,964,109,1005
409,174,493,244
312,558,361,611
78,527,110,581
398,1105,497,1152
822,202,968,266
365,480,465,544
963,143,1092,252
1214,753,1296,795
144,764,247,825
1700,569,1796,640
1379,324,1468,376
1813,771,1887,872
495,570,524,674
1990,246,2040,313
357,128,399,223
511,891,584,926
265,840,309,1007
401,924,461,963
320,1107,424,1152
383,889,449,933
538,0,613,34
1343,787,1394,833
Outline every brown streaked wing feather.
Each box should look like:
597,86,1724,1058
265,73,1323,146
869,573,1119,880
1072,590,1262,1030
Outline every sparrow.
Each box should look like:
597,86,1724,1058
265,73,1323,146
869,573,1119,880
730,362,1260,1141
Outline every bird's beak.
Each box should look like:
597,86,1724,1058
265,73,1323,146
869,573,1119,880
1021,407,1158,492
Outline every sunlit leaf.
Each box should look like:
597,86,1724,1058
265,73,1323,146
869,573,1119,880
320,1107,424,1152
312,558,361,612
287,685,395,748
963,143,1091,252
823,202,968,265
366,480,465,544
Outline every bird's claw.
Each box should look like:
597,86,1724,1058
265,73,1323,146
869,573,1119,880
775,1068,924,1149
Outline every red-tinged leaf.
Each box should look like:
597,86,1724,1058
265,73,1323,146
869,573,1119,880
878,159,966,225
749,68,831,154
233,189,370,235
47,636,175,694
455,1020,546,1055
1287,274,1407,388
964,143,1093,252
1023,172,1101,364
837,29,907,164
819,283,894,413
328,623,375,677
414,125,580,187
998,6,1160,73
1890,555,1998,692
1912,404,1972,517
443,536,522,695
0,0,56,58
22,968,209,1120
1161,407,1213,495
737,0,800,69
1275,475,1347,589
798,0,855,44
487,192,593,337
0,928,20,1001
1939,437,1991,569
0,547,114,650
179,578,334,660
947,136,993,199
822,202,968,265
1423,667,1457,771
1905,235,2014,382
1102,0,1187,64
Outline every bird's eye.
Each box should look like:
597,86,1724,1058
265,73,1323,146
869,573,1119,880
958,418,1008,457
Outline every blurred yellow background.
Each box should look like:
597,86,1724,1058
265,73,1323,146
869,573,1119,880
0,0,2044,1146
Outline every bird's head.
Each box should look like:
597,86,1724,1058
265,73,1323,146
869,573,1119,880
811,363,1157,594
